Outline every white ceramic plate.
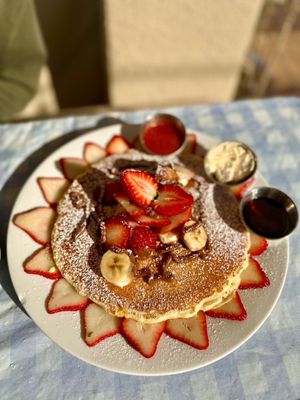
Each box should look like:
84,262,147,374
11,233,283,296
7,124,288,376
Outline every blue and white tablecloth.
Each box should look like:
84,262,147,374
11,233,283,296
0,98,299,400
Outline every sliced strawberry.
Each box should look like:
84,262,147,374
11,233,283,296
159,206,192,234
106,135,131,155
152,184,193,216
24,246,61,279
104,217,131,248
83,303,121,346
206,292,247,321
121,170,158,208
13,207,56,245
231,176,255,200
112,212,139,227
83,142,106,164
165,311,208,350
114,192,146,217
46,278,89,313
128,226,158,252
181,133,197,154
37,177,69,207
134,212,170,227
239,257,270,289
59,158,88,180
249,231,268,256
121,319,165,358
103,181,123,204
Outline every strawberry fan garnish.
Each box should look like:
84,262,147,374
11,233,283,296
13,207,56,245
83,142,106,164
23,246,61,279
13,130,270,359
46,278,89,314
38,177,69,207
206,292,247,321
83,303,121,346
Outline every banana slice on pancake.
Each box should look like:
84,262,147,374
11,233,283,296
100,250,133,287
183,222,207,252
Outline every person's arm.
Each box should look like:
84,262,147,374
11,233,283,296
0,0,46,121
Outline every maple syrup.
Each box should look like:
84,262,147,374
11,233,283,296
242,197,291,239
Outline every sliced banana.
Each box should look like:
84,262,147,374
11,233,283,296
174,166,195,187
159,231,178,244
100,250,133,287
184,220,197,228
183,224,207,252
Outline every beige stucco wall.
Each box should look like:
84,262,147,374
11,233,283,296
105,0,264,108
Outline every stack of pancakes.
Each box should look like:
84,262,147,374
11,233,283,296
52,150,249,323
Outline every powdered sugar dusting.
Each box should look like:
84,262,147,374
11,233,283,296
52,150,249,322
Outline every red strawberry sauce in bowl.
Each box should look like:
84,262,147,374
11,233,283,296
140,114,186,156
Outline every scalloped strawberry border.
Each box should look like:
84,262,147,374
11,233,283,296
13,133,269,358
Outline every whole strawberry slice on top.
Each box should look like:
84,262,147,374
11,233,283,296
121,170,158,208
152,184,194,216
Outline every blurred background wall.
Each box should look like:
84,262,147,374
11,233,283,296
104,0,264,108
15,0,300,120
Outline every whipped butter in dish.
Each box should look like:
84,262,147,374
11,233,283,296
204,141,256,185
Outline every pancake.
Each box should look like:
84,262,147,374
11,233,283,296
51,150,249,323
